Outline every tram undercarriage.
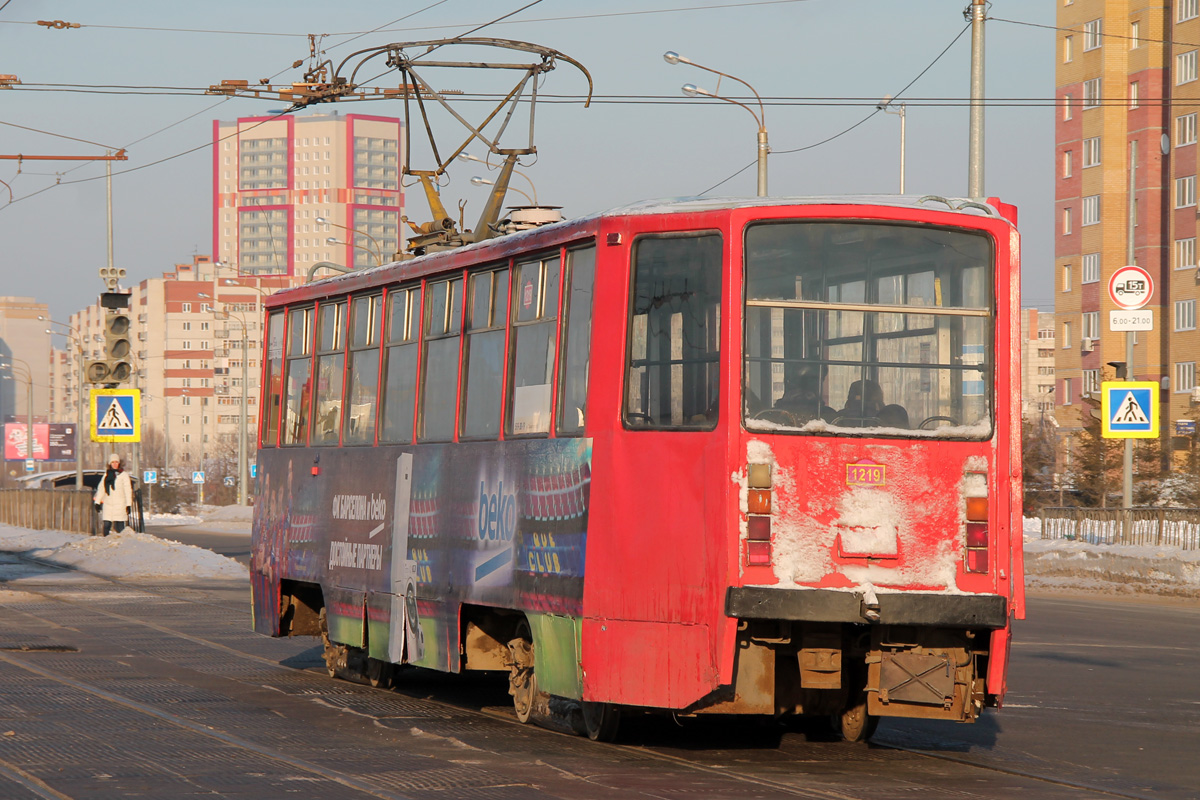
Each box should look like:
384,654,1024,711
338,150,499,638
690,620,991,741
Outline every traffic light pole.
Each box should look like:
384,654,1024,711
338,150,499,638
1123,140,1136,542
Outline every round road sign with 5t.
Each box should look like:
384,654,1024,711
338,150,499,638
1109,265,1154,310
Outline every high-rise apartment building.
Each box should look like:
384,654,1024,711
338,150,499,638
213,113,404,274
1021,308,1057,420
1055,1,1200,457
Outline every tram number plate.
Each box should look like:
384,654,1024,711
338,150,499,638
846,460,886,487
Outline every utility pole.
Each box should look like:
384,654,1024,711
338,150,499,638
967,0,986,200
1123,140,1137,542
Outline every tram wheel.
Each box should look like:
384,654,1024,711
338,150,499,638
508,620,538,724
581,701,621,742
834,696,879,743
365,658,394,689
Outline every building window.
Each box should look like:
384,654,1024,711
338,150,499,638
1039,328,1055,340
1083,136,1101,167
1083,369,1100,396
1175,299,1197,331
1062,377,1073,405
182,321,191,331
182,303,191,313
1064,34,1074,62
1176,237,1196,270
1176,362,1197,393
1062,321,1072,349
1063,94,1074,120
1178,175,1197,208
1062,150,1073,177
1179,50,1198,85
1129,81,1139,108
1180,114,1198,148
1180,0,1199,22
1083,19,1102,51
1082,195,1100,225
1063,263,1072,291
1082,311,1100,340
1082,253,1100,283
1083,78,1101,108
1063,207,1073,234
1130,20,1140,48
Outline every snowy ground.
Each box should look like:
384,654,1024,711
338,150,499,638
0,513,1196,600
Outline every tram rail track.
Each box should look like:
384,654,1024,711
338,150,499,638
0,551,1162,800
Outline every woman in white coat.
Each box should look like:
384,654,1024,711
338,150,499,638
94,453,133,536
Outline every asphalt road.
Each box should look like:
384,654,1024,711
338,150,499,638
52,525,1198,799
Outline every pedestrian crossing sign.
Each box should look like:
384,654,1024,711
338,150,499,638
1101,381,1159,439
91,389,140,443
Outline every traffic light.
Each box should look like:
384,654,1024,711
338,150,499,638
86,309,132,385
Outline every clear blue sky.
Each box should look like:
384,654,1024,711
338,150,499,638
0,0,1054,325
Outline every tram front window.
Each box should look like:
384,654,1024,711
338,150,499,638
743,221,993,438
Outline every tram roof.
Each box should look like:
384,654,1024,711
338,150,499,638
271,194,1011,305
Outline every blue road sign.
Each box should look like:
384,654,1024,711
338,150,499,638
250,463,257,479
192,470,205,484
91,389,140,443
1101,381,1160,438
143,469,158,484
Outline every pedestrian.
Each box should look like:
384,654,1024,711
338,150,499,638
94,453,133,536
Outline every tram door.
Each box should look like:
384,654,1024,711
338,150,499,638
586,232,728,708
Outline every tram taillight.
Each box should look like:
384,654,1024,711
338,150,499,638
746,463,773,566
964,475,989,573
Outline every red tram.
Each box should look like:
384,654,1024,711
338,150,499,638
250,195,1025,742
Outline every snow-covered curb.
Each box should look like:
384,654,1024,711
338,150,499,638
1023,537,1200,599
0,525,246,582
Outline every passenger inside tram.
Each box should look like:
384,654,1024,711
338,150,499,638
774,363,836,423
837,379,910,429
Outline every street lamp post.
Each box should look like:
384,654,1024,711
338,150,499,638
664,51,769,197
458,153,540,204
316,216,386,267
324,237,382,267
468,176,534,206
877,95,907,194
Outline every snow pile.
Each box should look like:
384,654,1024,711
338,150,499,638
145,512,203,527
1023,517,1200,599
0,524,246,581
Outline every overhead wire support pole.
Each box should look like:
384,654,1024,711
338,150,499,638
967,0,986,200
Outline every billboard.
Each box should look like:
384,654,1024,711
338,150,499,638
4,423,78,461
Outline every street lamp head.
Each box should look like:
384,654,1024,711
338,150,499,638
325,237,339,245
877,94,893,111
663,51,688,66
682,83,710,98
457,152,485,164
315,216,327,224
470,176,495,187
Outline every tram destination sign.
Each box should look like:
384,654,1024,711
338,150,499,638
1110,309,1153,332
1108,265,1154,311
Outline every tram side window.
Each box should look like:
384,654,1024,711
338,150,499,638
311,300,347,445
419,278,463,442
282,306,313,446
261,311,285,447
380,285,421,443
625,234,722,429
462,268,509,439
557,245,597,436
343,294,382,445
508,256,560,436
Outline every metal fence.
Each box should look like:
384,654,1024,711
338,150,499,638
0,488,98,536
1039,507,1200,550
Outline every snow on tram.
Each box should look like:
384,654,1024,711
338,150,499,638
250,191,1025,743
